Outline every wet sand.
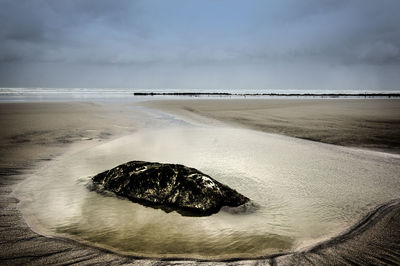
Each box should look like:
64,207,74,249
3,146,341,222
0,102,148,265
144,98,400,154
1,101,399,265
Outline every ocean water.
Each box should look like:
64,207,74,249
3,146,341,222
14,113,400,259
1,87,398,102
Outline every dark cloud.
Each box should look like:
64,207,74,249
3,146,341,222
0,0,399,89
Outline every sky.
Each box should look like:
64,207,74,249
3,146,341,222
0,0,399,90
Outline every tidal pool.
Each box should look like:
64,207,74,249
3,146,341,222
15,126,400,259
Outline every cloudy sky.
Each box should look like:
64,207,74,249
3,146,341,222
0,0,399,90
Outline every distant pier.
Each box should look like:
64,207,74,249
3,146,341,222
133,92,400,98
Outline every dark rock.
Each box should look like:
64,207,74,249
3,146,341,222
92,161,250,216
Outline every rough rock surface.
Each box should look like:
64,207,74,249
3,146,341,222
92,161,250,215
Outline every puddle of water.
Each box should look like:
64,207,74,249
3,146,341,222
15,126,400,259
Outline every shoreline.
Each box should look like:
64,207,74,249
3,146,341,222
143,98,400,154
1,101,399,264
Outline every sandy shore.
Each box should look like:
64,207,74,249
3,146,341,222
1,101,399,265
144,98,400,154
0,102,151,265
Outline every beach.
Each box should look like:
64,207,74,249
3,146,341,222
0,102,149,264
144,98,400,154
1,99,400,265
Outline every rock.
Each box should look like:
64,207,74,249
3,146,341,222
92,161,250,216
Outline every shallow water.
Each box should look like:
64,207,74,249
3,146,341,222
15,124,400,259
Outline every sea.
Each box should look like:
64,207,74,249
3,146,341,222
1,87,399,102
